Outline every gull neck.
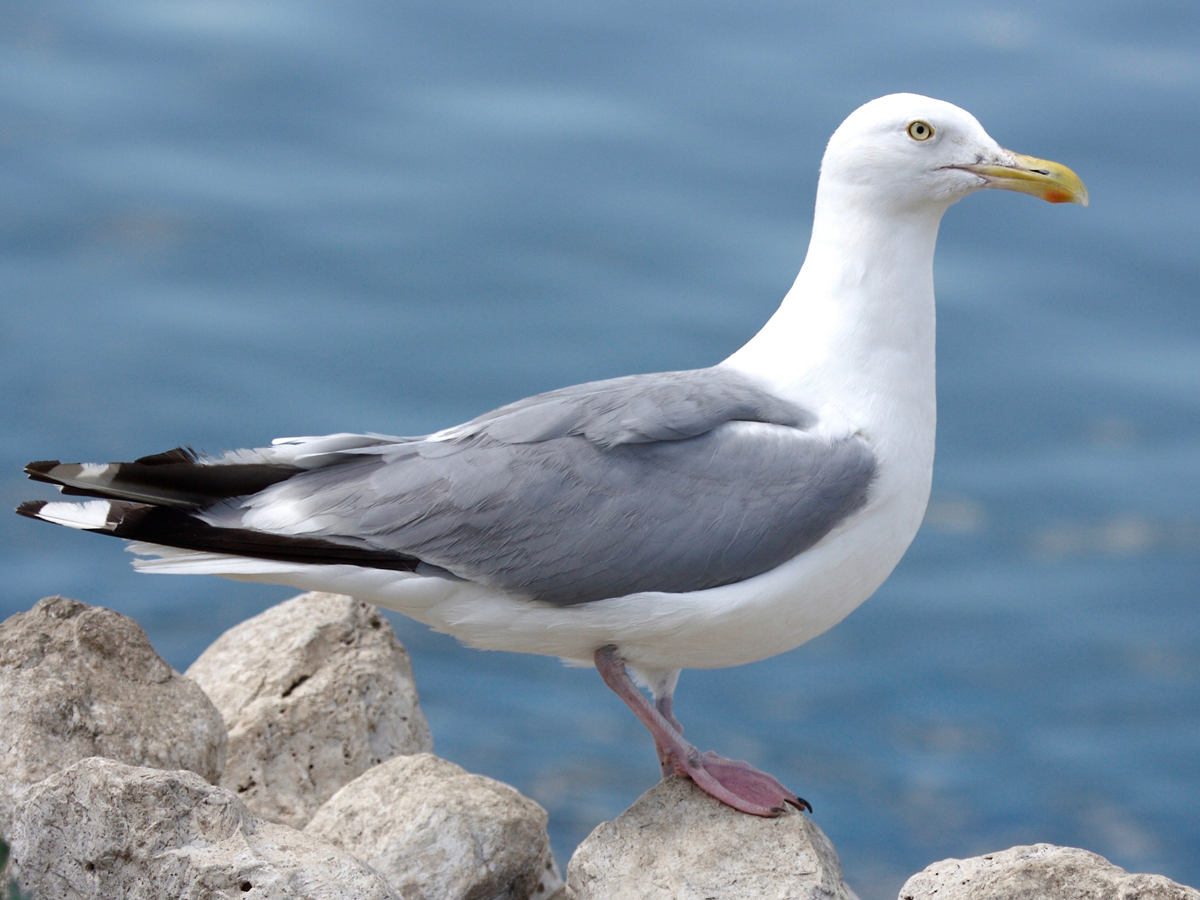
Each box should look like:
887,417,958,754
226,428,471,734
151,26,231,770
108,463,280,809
724,178,950,419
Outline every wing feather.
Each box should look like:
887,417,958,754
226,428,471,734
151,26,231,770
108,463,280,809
21,367,874,605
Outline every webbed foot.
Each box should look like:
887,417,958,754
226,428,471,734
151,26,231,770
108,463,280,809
670,749,810,816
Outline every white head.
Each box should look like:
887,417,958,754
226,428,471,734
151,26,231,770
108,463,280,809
819,93,1087,214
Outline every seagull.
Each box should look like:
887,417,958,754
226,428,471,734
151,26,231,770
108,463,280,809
18,94,1086,817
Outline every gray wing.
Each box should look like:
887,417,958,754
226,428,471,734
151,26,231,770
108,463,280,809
231,367,876,605
437,367,815,446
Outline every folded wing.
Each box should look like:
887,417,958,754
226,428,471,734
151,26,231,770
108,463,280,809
19,367,876,606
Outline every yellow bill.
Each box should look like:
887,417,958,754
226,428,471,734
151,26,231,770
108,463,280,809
959,152,1089,206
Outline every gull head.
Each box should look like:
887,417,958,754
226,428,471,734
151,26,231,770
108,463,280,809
820,93,1088,213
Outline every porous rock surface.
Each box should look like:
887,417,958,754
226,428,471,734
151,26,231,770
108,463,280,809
899,843,1200,900
0,596,226,833
305,752,559,900
566,775,852,900
187,591,433,829
7,757,397,900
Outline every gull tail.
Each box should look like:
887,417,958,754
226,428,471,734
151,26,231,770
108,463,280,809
17,446,423,574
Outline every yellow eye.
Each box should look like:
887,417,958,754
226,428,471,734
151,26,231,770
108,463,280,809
907,120,934,141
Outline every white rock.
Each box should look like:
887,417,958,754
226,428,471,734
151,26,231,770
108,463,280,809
566,775,853,900
899,843,1200,900
305,752,558,900
186,592,433,829
0,596,226,833
7,757,397,900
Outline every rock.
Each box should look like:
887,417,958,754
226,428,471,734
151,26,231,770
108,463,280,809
7,757,397,900
187,592,433,829
566,775,852,900
899,843,1200,900
305,752,558,900
0,596,226,833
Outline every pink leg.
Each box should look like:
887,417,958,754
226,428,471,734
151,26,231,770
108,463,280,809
594,645,811,817
655,693,683,733
653,694,682,776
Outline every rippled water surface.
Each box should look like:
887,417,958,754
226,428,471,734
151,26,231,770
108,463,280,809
2,2,1198,896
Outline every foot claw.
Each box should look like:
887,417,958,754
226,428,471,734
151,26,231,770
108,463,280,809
787,795,813,814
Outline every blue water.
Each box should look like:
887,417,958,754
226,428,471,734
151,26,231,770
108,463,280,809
2,1,1198,896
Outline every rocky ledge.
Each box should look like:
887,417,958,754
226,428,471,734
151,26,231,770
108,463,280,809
899,844,1199,900
1,593,1195,900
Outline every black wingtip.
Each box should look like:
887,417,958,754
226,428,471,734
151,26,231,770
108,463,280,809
134,447,198,466
15,500,48,520
24,461,62,484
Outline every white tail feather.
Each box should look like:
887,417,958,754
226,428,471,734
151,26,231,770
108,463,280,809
128,542,306,576
35,500,112,531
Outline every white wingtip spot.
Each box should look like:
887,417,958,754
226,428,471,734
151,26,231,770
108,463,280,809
429,425,471,442
37,500,112,530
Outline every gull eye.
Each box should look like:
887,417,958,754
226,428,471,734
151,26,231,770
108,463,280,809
907,120,934,141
